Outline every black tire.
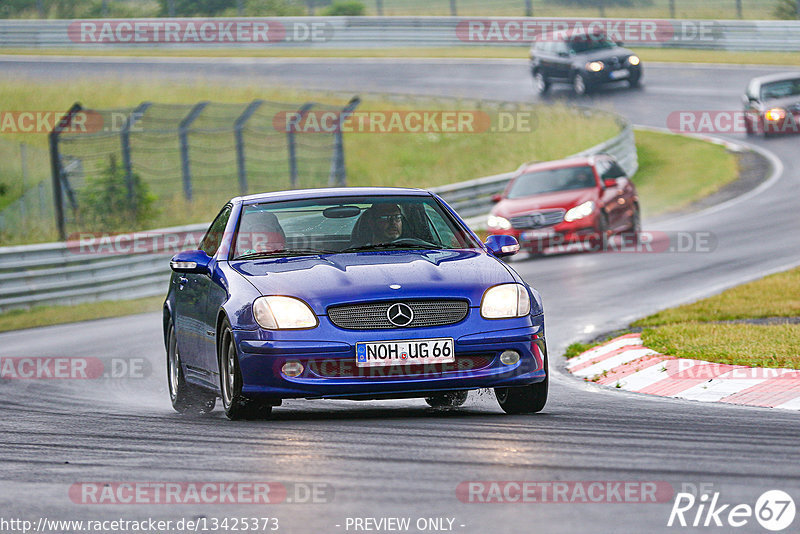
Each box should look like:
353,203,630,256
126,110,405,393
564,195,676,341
166,320,216,415
628,204,642,247
495,348,548,414
533,71,550,95
744,113,756,136
593,213,609,252
628,76,641,89
218,318,272,420
573,72,589,96
425,390,469,408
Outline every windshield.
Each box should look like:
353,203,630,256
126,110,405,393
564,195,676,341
232,195,480,259
569,34,618,53
507,166,597,199
760,78,800,101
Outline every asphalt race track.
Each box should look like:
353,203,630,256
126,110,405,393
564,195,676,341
2,56,800,533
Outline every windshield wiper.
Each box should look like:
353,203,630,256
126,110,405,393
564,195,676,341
340,242,441,253
235,248,337,260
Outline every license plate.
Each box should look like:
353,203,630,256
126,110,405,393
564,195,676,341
356,338,455,368
522,229,555,241
610,69,630,80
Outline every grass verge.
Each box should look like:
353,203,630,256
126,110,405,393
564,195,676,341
0,295,163,333
1,47,799,66
641,323,800,369
632,129,739,218
634,268,800,326
635,266,800,369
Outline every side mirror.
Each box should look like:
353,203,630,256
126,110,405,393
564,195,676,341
485,235,520,258
558,51,570,58
491,193,503,203
603,178,618,189
170,249,211,274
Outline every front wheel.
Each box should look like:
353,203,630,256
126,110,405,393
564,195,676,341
219,318,272,420
573,73,589,96
534,71,550,95
495,350,548,414
166,320,216,415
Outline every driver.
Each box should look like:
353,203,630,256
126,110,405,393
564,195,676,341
370,203,403,243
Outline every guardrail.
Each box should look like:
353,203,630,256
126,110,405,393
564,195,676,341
1,17,800,51
0,105,636,313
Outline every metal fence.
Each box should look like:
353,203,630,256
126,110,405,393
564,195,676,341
47,97,358,240
0,99,637,312
2,16,800,51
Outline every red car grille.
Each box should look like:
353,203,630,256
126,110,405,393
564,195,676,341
303,355,493,378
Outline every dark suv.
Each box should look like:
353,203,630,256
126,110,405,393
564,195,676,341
530,31,642,96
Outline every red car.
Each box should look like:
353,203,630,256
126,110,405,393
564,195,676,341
488,155,640,254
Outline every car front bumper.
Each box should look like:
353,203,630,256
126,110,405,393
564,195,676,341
234,315,546,400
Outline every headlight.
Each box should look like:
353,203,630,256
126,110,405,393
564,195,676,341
487,215,512,230
253,296,318,330
481,284,531,319
628,55,640,66
564,201,596,222
765,108,786,122
587,61,604,72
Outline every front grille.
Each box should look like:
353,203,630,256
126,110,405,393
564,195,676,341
327,300,469,330
306,355,493,378
510,209,565,230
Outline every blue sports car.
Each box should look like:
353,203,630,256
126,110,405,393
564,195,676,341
164,187,547,420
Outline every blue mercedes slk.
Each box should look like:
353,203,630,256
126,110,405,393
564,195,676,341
164,187,547,420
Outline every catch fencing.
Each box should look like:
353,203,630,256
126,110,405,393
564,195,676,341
45,97,359,241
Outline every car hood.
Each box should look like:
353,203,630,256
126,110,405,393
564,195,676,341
231,250,515,313
493,189,596,218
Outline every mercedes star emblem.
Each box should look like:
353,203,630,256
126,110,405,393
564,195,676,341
386,303,414,327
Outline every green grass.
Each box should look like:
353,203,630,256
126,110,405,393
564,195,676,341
642,323,800,369
635,267,800,326
3,47,799,66
0,295,163,333
632,129,739,218
632,266,800,369
564,341,597,359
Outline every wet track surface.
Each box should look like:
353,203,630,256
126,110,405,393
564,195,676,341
2,56,800,533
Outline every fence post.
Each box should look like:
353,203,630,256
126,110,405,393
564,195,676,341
736,0,742,18
234,99,264,196
450,0,457,16
376,0,383,16
669,0,675,18
178,101,208,202
287,103,315,189
524,0,532,17
329,97,361,188
20,143,28,218
121,101,151,203
49,102,83,241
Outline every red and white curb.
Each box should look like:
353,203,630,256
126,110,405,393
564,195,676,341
567,333,800,411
